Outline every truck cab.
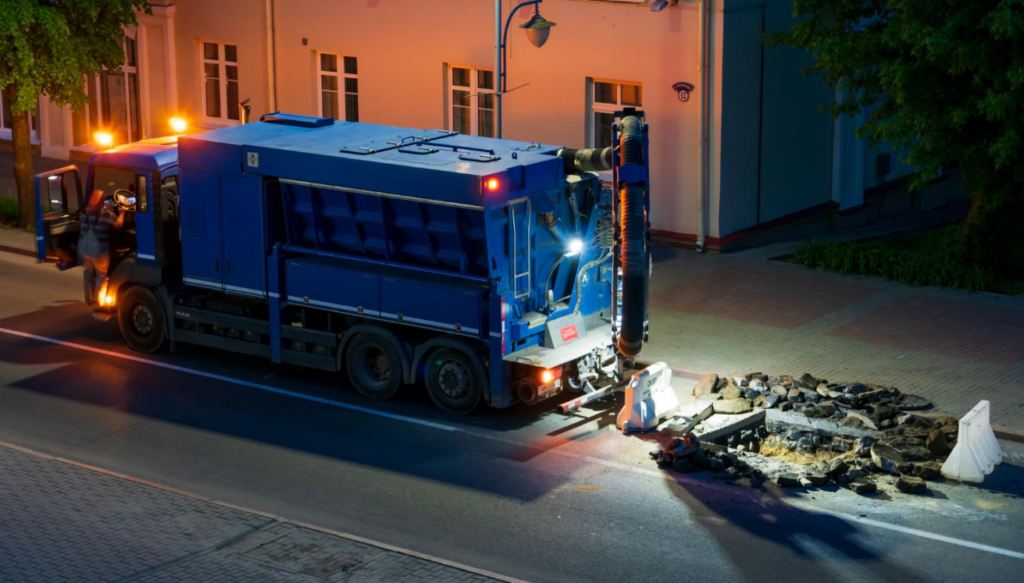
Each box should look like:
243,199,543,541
36,136,181,310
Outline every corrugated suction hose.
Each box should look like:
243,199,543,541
555,147,614,174
617,116,646,358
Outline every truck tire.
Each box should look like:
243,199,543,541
118,286,166,353
424,348,481,415
345,333,403,400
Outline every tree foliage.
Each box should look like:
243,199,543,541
769,1,1024,224
0,0,149,227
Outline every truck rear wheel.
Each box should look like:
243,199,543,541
118,286,166,354
424,348,481,415
346,333,403,400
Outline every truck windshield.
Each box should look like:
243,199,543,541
91,166,148,213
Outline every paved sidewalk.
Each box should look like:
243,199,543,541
0,442,511,583
645,245,1024,432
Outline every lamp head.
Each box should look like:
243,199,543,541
521,11,556,48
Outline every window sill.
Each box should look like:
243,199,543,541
0,131,42,146
198,120,241,130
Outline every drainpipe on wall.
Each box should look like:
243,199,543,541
265,0,278,112
695,0,710,253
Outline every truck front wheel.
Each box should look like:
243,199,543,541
118,286,166,353
424,348,481,415
346,333,403,400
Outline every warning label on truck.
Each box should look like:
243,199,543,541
560,325,579,342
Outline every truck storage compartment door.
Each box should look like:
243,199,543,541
34,166,83,268
180,168,223,289
381,279,482,335
221,174,266,297
285,258,381,316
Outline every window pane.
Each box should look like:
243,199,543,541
227,80,239,120
478,92,494,110
226,65,238,81
452,106,470,134
622,84,642,106
136,175,148,213
595,82,617,105
478,70,494,90
321,75,338,91
204,63,220,80
345,94,359,122
595,112,614,149
322,91,339,119
344,77,358,93
452,89,470,107
1,90,11,129
126,37,137,67
452,67,470,88
343,56,358,75
203,42,218,60
88,76,99,128
320,53,337,72
205,75,221,118
225,45,237,62
128,72,140,142
478,108,494,138
72,108,88,146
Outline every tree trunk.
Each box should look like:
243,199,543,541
962,191,984,235
4,84,35,230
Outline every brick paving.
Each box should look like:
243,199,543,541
0,445,509,583
644,246,1024,431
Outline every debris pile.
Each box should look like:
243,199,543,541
650,371,960,496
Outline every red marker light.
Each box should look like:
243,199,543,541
541,369,554,384
485,177,500,192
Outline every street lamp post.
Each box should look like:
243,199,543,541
494,0,556,139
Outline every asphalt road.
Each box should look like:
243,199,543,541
1,249,1023,583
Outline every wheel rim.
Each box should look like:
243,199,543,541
361,347,391,385
437,361,469,400
131,304,154,336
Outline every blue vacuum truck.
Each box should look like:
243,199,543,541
34,110,651,414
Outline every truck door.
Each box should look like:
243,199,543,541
34,166,84,269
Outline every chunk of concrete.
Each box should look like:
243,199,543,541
713,398,753,415
848,478,877,495
896,475,928,494
693,374,719,397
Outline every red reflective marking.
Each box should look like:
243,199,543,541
560,325,578,342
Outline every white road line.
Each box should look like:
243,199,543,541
814,509,1024,560
1,325,1023,562
0,327,459,433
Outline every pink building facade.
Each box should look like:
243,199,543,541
6,0,908,247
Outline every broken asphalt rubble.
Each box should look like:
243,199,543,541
650,372,961,496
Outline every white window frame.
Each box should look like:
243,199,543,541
447,64,495,138
201,40,240,126
317,52,359,122
70,33,140,150
0,93,39,143
589,78,643,149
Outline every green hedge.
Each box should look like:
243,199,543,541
792,226,992,291
0,197,18,224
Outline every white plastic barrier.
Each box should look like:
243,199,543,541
617,362,679,434
941,400,1003,483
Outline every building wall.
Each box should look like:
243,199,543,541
12,0,902,244
269,0,705,237
756,0,835,224
171,0,271,130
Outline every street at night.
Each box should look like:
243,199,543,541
4,1,1024,582
1,249,1022,583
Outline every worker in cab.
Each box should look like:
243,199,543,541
79,189,126,305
